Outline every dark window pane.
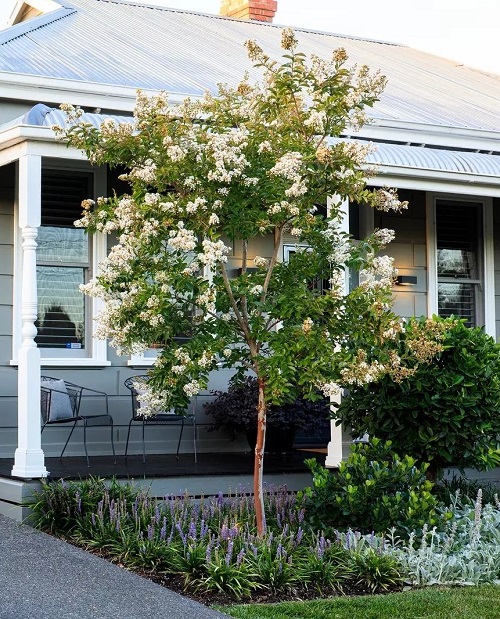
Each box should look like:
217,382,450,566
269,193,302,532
36,266,85,349
438,282,476,327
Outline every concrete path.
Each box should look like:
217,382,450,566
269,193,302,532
0,515,229,619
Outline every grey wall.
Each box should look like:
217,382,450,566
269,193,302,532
374,189,428,318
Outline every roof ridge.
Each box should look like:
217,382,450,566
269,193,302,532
81,0,404,48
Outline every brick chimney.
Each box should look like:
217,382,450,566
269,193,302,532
220,0,277,22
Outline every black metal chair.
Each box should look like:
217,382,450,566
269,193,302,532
124,375,197,463
41,376,116,467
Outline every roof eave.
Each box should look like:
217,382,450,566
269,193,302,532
0,74,197,111
372,164,500,197
352,119,500,153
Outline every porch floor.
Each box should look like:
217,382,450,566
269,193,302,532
0,449,325,520
0,449,325,483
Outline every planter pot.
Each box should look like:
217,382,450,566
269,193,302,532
245,427,295,453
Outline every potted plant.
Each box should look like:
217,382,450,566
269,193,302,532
204,376,330,453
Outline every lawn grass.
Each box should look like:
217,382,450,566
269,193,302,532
218,585,500,619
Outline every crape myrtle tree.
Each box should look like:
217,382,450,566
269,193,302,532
58,29,419,535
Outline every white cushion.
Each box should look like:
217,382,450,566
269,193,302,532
41,378,73,421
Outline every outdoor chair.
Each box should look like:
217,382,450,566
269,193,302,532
40,376,116,467
124,375,197,463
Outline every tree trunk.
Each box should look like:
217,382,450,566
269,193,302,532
253,377,267,536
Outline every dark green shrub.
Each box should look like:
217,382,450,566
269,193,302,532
335,316,500,479
299,439,440,537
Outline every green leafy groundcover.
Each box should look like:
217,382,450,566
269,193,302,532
219,585,500,619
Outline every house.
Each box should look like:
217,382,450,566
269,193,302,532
1,0,500,501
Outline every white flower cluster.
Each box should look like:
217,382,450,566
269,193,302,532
134,90,170,120
319,381,342,398
249,285,263,296
198,351,214,368
341,359,386,386
338,141,376,166
269,152,303,181
168,223,197,252
327,237,351,265
185,197,207,214
328,271,346,297
197,239,229,267
360,255,397,290
139,218,161,240
129,160,157,184
163,136,187,163
373,188,408,212
253,256,269,268
114,197,140,230
96,241,137,280
138,310,165,327
132,379,171,417
304,109,327,132
206,129,250,183
302,317,313,333
197,286,216,314
183,176,200,189
183,379,201,397
74,199,95,228
372,228,395,246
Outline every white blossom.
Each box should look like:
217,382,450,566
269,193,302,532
253,256,269,268
320,382,342,398
269,152,302,181
183,379,201,397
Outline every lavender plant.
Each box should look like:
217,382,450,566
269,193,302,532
28,478,405,599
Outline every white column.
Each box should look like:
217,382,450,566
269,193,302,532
325,195,348,468
11,154,48,479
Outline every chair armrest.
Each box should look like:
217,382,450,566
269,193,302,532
77,386,110,416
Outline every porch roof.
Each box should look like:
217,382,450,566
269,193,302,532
4,104,500,182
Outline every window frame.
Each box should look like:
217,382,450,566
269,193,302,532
426,193,494,335
11,160,110,367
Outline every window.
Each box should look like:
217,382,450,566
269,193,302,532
35,170,91,355
428,196,494,335
11,163,109,366
435,200,482,327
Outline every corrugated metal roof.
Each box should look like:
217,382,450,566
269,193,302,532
0,0,500,133
7,104,500,179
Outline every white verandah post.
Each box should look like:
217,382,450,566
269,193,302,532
324,195,349,468
11,153,48,479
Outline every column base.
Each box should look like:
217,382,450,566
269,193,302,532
11,448,49,479
325,418,343,468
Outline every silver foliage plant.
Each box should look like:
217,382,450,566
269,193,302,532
347,489,500,587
